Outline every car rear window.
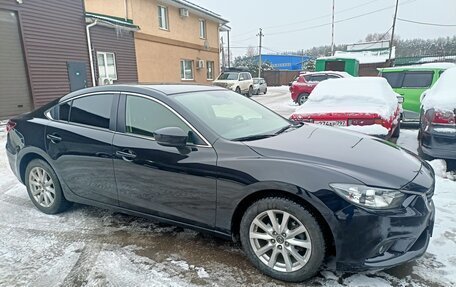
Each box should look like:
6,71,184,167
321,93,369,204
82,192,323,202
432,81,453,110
402,72,433,88
69,94,114,129
49,101,71,121
381,71,404,88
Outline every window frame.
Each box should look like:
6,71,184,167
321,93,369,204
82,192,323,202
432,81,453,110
199,19,207,39
45,92,119,132
118,92,212,147
96,51,118,80
206,61,214,80
158,5,169,30
180,59,194,81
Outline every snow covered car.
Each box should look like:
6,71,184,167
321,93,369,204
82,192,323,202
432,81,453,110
290,77,402,139
419,67,456,159
289,71,352,105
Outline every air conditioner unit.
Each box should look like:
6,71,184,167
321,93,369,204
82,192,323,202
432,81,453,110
179,8,189,17
99,77,114,86
196,59,205,69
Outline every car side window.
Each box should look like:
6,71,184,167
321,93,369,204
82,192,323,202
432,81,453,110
382,71,404,88
125,95,198,143
49,101,71,121
69,94,114,129
309,75,327,82
326,74,341,79
402,72,433,88
239,73,245,81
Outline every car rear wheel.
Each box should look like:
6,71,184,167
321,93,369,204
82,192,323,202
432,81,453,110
235,87,241,94
392,122,401,138
248,86,253,97
297,93,309,105
264,88,267,94
25,159,71,214
240,197,325,282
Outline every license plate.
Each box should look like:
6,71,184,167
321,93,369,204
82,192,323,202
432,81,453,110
314,120,347,127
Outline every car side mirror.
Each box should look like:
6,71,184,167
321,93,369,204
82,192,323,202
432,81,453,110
154,127,188,148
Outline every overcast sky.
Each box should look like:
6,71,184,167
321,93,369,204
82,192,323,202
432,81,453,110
193,0,456,56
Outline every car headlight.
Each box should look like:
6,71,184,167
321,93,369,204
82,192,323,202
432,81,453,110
329,183,406,209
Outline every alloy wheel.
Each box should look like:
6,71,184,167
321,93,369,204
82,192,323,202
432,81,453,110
28,167,56,208
249,209,312,273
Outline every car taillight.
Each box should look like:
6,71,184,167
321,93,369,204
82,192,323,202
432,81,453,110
348,118,383,126
5,120,16,133
431,111,456,125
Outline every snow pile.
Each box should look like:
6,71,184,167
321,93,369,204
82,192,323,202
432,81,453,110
422,67,456,111
296,77,399,119
341,124,389,136
428,159,456,181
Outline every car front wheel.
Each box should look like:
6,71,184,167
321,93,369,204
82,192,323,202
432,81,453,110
240,197,325,282
25,159,71,214
248,86,253,97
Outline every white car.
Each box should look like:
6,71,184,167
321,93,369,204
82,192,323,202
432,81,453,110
253,77,267,95
212,71,254,97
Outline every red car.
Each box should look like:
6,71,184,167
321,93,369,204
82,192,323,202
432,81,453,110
290,77,403,139
290,71,352,105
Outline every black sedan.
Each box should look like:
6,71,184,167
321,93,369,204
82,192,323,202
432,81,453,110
5,85,435,282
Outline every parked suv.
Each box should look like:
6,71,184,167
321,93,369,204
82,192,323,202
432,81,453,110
213,71,254,97
378,63,455,122
290,71,352,105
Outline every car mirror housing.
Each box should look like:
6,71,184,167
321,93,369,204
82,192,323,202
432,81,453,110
153,127,188,148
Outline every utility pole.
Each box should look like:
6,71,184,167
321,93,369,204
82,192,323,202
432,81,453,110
331,0,335,56
257,28,264,78
227,30,231,68
221,37,225,72
389,0,399,66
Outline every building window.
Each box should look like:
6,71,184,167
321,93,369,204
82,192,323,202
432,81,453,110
206,61,214,80
158,6,169,30
199,19,206,39
180,60,194,80
97,52,117,81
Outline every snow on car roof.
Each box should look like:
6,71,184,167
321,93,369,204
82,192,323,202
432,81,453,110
381,62,456,71
422,67,456,111
299,71,353,78
296,77,399,119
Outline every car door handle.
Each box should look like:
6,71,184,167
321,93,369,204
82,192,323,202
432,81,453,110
46,134,62,143
116,150,137,161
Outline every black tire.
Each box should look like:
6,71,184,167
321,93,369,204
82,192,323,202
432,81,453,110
240,197,325,282
297,93,309,105
235,87,241,94
247,86,253,97
392,122,401,138
264,88,267,95
25,159,71,214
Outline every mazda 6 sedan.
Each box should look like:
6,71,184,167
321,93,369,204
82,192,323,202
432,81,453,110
6,85,435,282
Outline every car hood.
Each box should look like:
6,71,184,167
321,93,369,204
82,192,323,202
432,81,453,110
244,124,423,189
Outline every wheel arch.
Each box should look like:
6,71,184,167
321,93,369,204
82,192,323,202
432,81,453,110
18,148,56,184
230,189,336,256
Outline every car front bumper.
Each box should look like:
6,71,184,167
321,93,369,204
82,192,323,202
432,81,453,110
421,129,456,159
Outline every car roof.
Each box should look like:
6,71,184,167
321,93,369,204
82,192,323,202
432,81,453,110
60,84,226,102
299,71,352,77
379,62,456,72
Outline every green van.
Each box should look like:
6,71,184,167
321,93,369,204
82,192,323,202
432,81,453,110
378,63,455,122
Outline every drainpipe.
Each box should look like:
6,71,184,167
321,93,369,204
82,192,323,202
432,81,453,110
86,20,98,87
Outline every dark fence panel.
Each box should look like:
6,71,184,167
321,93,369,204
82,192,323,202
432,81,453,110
263,70,300,86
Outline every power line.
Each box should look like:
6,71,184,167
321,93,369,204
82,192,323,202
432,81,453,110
266,0,416,36
397,18,456,27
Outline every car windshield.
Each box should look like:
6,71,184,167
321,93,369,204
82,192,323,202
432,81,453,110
172,90,290,140
217,72,239,80
253,79,260,84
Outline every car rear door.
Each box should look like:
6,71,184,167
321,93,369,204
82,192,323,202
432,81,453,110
112,93,217,228
45,92,119,205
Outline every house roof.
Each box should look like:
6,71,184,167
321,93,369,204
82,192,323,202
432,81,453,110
85,12,140,30
167,0,229,24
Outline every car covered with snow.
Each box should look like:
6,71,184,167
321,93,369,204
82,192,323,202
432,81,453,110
290,77,402,139
289,71,352,105
419,67,456,159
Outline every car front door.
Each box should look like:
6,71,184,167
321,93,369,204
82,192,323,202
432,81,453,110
112,93,217,228
45,92,118,205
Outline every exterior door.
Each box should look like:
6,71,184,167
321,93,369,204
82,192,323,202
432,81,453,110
112,94,217,228
67,61,88,92
0,10,33,119
46,93,118,205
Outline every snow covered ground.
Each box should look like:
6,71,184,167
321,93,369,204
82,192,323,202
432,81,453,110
1,91,456,286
